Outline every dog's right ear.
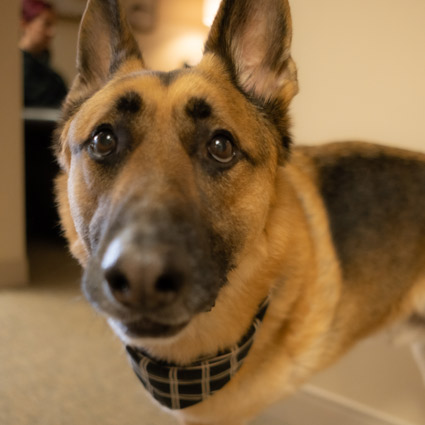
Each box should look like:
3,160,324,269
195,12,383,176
55,0,143,171
204,0,298,161
72,0,143,94
204,0,298,106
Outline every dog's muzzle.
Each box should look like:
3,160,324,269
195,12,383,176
82,200,227,339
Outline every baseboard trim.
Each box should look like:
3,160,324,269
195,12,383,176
0,257,29,286
254,384,415,425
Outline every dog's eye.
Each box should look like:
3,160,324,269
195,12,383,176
88,127,118,160
208,134,235,164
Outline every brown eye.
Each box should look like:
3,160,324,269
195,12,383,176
89,128,118,159
208,135,235,163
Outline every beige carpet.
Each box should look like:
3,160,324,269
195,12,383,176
0,240,177,425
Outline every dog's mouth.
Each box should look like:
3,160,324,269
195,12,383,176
108,316,189,339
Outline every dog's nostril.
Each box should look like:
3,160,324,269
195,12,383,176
105,268,130,295
155,271,184,294
101,242,187,309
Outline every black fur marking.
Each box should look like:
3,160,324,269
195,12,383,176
116,91,143,114
409,313,425,328
186,98,212,121
261,97,292,159
317,151,425,283
155,70,184,87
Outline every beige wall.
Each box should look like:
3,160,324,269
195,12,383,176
52,17,81,86
0,1,28,286
135,0,208,70
290,0,425,151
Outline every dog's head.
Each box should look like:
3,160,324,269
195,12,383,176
54,0,298,341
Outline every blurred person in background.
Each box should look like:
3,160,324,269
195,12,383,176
19,0,67,107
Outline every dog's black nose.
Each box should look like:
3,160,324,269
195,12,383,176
102,239,187,310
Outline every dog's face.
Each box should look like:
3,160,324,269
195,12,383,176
55,0,298,341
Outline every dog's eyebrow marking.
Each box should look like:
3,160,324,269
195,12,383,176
116,91,143,114
186,97,212,120
155,69,183,87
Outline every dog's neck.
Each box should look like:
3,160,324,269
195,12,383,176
126,299,269,410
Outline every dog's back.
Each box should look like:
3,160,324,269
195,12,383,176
294,142,425,342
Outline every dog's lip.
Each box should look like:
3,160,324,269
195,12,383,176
111,316,189,338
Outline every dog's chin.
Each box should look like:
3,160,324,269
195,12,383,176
108,317,189,343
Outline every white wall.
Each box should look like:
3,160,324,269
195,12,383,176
0,1,28,286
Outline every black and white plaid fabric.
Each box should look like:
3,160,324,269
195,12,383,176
126,299,268,410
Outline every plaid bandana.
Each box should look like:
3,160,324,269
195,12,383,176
126,299,268,410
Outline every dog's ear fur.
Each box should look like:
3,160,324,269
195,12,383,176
73,0,143,92
205,0,298,106
55,0,143,171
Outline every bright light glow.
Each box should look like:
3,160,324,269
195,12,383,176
203,0,221,27
165,33,206,68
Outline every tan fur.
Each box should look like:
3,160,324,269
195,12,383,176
54,1,425,424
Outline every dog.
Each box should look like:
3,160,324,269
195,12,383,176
53,0,425,424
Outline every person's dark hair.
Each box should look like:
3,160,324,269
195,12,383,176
22,0,53,23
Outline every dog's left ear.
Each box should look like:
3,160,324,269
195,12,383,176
205,0,298,106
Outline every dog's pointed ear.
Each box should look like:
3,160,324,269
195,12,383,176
204,0,298,105
75,0,143,90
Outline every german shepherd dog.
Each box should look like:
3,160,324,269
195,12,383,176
54,0,425,423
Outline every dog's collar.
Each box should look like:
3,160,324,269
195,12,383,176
126,299,269,410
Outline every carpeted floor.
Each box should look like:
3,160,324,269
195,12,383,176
0,240,177,425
